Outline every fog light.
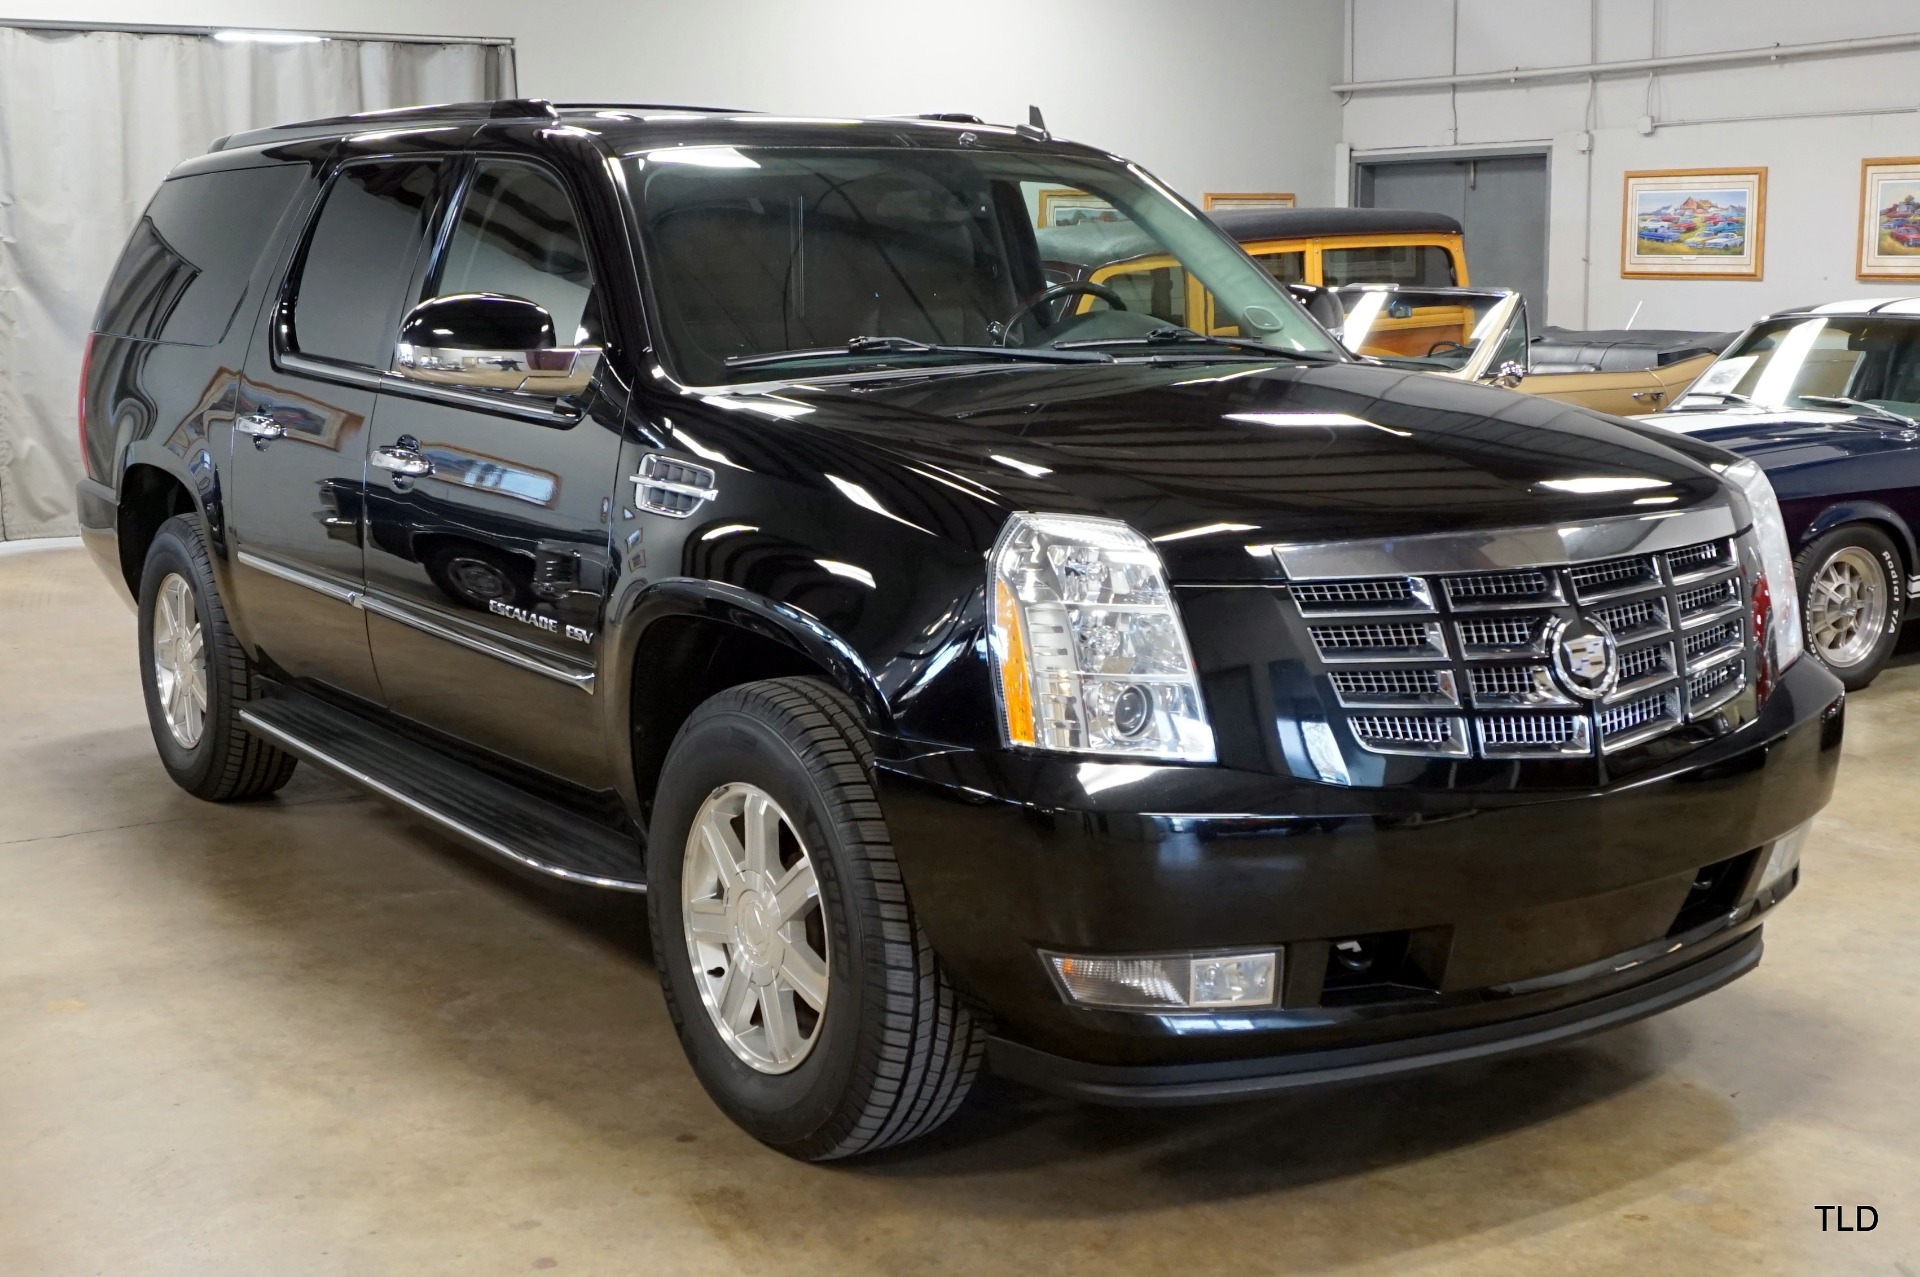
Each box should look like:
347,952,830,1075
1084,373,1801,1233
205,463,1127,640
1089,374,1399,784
1760,819,1810,891
1043,950,1279,1010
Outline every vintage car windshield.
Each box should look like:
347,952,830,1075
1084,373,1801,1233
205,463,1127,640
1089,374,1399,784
622,145,1339,385
1677,314,1920,417
1330,285,1526,374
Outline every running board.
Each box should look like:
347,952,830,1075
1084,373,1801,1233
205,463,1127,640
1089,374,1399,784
238,693,647,892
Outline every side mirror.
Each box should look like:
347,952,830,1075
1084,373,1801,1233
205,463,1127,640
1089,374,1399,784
394,293,600,398
1481,360,1527,389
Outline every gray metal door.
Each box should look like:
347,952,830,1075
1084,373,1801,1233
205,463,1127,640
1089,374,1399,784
1357,153,1549,318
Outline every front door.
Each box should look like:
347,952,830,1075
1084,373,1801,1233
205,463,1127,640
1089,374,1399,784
360,155,623,788
227,156,448,703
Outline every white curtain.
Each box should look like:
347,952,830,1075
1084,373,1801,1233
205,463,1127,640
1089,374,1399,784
0,25,514,539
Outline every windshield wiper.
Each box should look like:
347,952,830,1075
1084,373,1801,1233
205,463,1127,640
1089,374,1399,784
724,335,1112,370
1051,326,1345,362
1794,394,1920,428
1678,389,1759,407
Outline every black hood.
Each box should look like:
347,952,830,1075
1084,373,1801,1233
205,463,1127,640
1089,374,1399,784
690,359,1733,582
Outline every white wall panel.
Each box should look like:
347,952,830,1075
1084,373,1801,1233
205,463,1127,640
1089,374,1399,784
1344,0,1920,328
0,0,1345,204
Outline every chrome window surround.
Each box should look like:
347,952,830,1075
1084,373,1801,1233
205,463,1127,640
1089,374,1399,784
1270,502,1754,762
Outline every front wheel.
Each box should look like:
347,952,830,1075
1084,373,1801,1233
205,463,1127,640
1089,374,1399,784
647,677,984,1160
1795,524,1905,691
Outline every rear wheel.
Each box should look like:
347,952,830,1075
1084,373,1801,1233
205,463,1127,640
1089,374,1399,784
137,515,298,800
1795,524,1904,691
647,677,984,1160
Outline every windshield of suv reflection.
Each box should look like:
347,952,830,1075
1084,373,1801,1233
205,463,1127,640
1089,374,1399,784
1676,314,1920,416
623,145,1339,384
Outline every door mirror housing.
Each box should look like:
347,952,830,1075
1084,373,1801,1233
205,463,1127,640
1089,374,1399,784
394,292,600,398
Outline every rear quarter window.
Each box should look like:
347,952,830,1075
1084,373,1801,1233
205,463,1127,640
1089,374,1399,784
94,164,306,346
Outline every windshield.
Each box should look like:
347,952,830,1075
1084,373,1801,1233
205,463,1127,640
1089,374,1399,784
1331,286,1525,375
1677,314,1920,415
623,146,1338,384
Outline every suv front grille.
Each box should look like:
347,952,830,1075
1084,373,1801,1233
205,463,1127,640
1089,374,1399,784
1284,537,1752,760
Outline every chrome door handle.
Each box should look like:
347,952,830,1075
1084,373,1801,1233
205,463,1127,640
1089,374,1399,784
372,443,432,478
235,412,285,441
1631,390,1666,403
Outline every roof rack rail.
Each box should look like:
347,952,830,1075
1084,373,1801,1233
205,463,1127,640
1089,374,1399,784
550,101,748,114
210,98,560,152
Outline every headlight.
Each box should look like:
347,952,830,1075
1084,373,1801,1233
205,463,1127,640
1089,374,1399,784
1726,458,1804,677
989,512,1215,761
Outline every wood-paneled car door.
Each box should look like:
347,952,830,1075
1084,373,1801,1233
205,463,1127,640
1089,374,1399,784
228,156,449,703
360,155,624,788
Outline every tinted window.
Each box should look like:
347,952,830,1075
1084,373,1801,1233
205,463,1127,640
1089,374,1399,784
1253,250,1305,285
289,161,442,367
94,164,306,346
1321,244,1457,287
430,160,595,344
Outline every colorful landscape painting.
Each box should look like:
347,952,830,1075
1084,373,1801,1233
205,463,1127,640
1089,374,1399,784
1634,190,1749,256
1860,159,1920,279
1622,169,1765,279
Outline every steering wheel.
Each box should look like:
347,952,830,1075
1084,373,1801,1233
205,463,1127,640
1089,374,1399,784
998,281,1128,345
1426,340,1471,357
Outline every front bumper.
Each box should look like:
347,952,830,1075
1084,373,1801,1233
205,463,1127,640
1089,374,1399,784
874,657,1843,1094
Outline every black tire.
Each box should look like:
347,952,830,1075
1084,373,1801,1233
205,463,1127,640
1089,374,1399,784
1794,523,1905,692
136,515,298,800
647,677,984,1160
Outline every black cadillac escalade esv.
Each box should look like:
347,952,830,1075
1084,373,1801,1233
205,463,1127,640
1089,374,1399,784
77,100,1844,1160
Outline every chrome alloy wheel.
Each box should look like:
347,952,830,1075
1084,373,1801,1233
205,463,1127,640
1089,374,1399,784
1807,546,1889,670
151,572,208,748
682,782,829,1074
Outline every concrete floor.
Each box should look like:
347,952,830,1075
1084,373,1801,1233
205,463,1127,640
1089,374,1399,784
1,539,1915,1277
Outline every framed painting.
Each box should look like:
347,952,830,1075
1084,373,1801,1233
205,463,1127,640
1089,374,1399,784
1621,168,1765,279
1858,157,1920,280
1203,192,1296,212
1035,188,1120,228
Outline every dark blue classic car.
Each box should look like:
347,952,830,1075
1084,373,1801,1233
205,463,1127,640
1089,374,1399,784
1647,299,1920,688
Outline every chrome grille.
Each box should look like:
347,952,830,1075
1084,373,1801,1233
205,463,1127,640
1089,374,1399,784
1599,688,1683,748
1669,540,1730,575
1569,554,1659,597
1307,620,1446,662
1329,668,1458,707
1284,535,1754,762
1479,713,1590,756
1590,597,1669,640
1688,660,1745,715
1443,568,1556,605
1291,577,1427,612
1676,576,1740,619
1349,714,1470,756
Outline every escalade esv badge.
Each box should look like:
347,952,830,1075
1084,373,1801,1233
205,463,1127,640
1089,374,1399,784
1550,616,1620,700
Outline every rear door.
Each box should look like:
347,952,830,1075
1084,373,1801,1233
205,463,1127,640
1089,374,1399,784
359,152,625,788
227,155,451,701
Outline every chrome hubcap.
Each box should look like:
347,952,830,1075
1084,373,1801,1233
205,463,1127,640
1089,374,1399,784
1807,546,1888,669
152,572,208,748
682,783,828,1074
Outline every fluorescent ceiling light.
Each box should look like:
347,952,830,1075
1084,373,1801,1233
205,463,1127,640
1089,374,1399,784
647,146,759,169
1535,476,1672,494
816,559,876,587
701,523,758,541
1153,522,1259,543
1224,411,1410,437
989,453,1052,478
213,30,324,43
